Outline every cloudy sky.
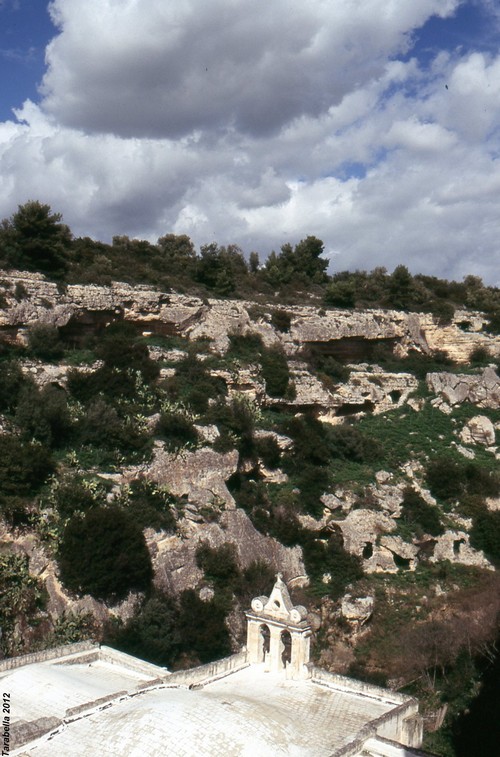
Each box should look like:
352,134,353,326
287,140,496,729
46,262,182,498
0,0,499,284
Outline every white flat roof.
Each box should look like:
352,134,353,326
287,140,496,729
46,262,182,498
8,657,401,757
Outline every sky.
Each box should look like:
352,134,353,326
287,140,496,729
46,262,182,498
0,1,499,285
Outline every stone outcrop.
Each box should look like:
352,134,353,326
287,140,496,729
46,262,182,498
148,509,304,596
460,415,497,447
1,272,499,363
143,445,239,509
429,530,491,568
340,595,374,627
427,367,500,409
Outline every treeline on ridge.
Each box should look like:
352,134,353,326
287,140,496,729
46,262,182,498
0,200,499,331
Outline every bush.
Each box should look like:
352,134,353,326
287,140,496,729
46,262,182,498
470,509,500,564
196,542,241,591
165,350,226,413
302,531,363,600
121,479,177,532
95,321,160,384
284,413,331,466
255,435,281,469
106,591,181,666
49,474,101,521
207,396,256,458
270,309,292,333
426,458,499,503
327,424,381,463
178,589,232,664
0,360,25,412
235,561,275,607
27,324,64,361
261,346,290,397
75,397,149,458
400,487,444,537
58,505,153,602
226,332,263,363
15,384,71,447
0,434,53,496
469,346,491,365
156,411,198,451
426,458,467,502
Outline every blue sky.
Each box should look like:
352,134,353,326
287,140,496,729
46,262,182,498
0,1,499,284
0,1,55,120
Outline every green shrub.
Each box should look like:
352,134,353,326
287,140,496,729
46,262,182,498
0,552,47,656
15,384,71,447
196,542,241,591
469,346,491,366
270,309,292,333
0,434,53,496
302,531,363,600
76,397,149,457
426,458,499,503
284,413,331,466
0,496,32,529
255,435,281,469
296,463,330,517
120,479,177,532
49,474,101,521
27,324,64,361
400,487,444,537
426,458,467,502
58,505,153,602
178,589,232,664
165,350,226,413
261,346,290,397
207,396,257,459
327,424,382,463
156,411,198,451
470,508,500,564
236,560,275,606
106,591,181,667
0,360,26,412
226,332,263,363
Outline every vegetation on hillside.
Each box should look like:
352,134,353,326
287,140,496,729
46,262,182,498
0,200,499,755
0,201,499,331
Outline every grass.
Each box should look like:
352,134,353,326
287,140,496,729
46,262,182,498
355,402,499,473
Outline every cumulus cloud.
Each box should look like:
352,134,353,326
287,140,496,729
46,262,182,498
0,0,499,285
41,0,459,139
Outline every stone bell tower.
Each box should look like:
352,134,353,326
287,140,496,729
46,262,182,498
245,573,311,680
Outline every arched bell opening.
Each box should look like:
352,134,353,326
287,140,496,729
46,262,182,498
280,630,292,669
259,623,270,662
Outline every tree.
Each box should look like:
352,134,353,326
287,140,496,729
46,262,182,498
155,234,196,276
58,505,153,602
264,236,328,287
0,201,71,276
107,591,181,666
195,243,248,296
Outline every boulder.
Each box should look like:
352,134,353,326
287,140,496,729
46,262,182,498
341,595,374,626
460,415,496,446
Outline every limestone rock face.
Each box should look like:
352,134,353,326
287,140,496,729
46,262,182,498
332,510,397,557
460,415,497,446
340,595,374,626
427,368,500,409
145,445,239,509
1,273,499,364
429,530,491,568
148,509,304,595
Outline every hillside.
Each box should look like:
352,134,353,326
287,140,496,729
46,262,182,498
0,267,499,756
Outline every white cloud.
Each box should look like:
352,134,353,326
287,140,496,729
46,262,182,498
42,0,459,138
1,0,499,285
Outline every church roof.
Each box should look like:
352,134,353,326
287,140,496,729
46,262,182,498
2,643,422,756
